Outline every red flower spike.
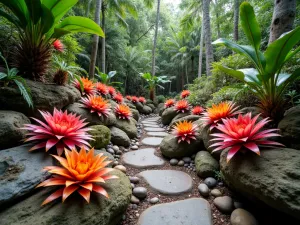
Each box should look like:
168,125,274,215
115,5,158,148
131,96,138,103
21,108,93,156
80,95,111,117
192,106,204,115
172,120,198,144
95,82,108,95
113,93,124,104
138,97,146,104
180,90,190,99
53,40,64,52
115,104,132,120
210,113,284,163
37,147,118,205
165,99,175,108
73,77,96,96
107,86,116,96
175,100,190,113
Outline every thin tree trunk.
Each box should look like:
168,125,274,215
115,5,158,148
203,0,214,76
151,0,161,77
101,5,106,73
268,0,296,44
185,63,189,84
214,0,221,38
234,0,239,41
198,18,204,78
88,0,102,78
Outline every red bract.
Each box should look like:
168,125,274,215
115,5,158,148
126,95,132,100
210,113,284,162
139,97,146,104
53,40,64,52
180,90,190,99
192,106,204,115
95,82,108,95
165,99,175,108
175,100,190,113
73,77,96,96
80,95,111,117
115,104,132,120
131,96,138,103
22,109,93,156
107,86,116,96
172,121,198,144
113,93,123,104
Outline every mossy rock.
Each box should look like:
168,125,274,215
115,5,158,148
161,107,177,125
88,125,111,148
131,109,140,121
141,105,152,115
195,151,219,178
114,118,138,138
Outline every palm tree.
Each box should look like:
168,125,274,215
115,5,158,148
233,0,239,41
151,0,161,77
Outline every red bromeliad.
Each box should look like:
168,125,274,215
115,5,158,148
80,95,110,117
73,77,95,96
201,102,241,129
126,95,132,101
115,104,132,120
172,120,198,144
210,113,283,162
180,90,190,99
192,106,204,115
53,40,64,52
107,86,116,96
164,99,175,108
175,100,190,113
131,96,138,103
113,93,124,104
22,109,93,156
95,82,108,96
37,148,118,205
139,97,146,104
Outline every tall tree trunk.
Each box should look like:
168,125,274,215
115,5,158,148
214,0,221,38
151,0,161,77
101,5,106,73
88,0,102,78
191,55,194,74
233,0,239,41
198,18,204,78
269,0,296,44
185,63,189,84
203,0,214,76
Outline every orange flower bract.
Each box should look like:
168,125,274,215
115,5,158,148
80,95,111,117
175,100,190,113
74,77,95,96
192,106,204,115
172,120,198,144
115,104,132,120
37,147,118,205
107,86,116,96
113,93,124,104
131,96,138,103
95,82,108,95
180,90,190,99
126,95,132,101
165,99,175,108
139,97,146,104
210,113,284,162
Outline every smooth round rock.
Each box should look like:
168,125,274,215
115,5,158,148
182,157,191,163
133,187,148,199
150,197,159,204
211,189,222,197
204,177,218,188
230,209,258,225
112,145,119,151
178,160,184,166
142,137,163,146
214,196,234,214
131,145,138,150
114,165,127,173
198,183,210,197
170,159,179,166
107,148,115,154
131,195,140,204
129,176,140,184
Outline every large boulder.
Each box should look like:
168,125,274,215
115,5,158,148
114,118,137,139
0,144,52,208
0,80,80,118
170,115,201,128
87,125,111,149
195,151,219,178
220,147,300,220
109,100,118,109
170,113,190,124
160,134,204,158
278,106,300,150
157,103,165,115
134,102,144,112
110,126,131,147
126,102,136,109
0,111,30,150
131,109,140,121
66,103,116,126
141,105,152,115
146,103,156,111
161,107,177,125
0,170,132,225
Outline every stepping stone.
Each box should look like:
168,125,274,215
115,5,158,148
147,132,168,137
144,116,160,121
144,127,165,132
142,137,163,146
142,121,157,124
137,198,212,225
121,148,165,168
138,170,193,195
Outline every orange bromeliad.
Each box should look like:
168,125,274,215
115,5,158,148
80,95,110,117
138,97,146,104
37,148,118,205
164,99,175,108
107,86,116,96
175,100,190,113
73,77,95,96
113,93,124,104
126,95,132,101
115,104,132,120
131,96,138,103
192,106,204,115
95,82,108,95
172,120,198,144
180,90,190,99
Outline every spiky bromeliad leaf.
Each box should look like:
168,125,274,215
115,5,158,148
14,77,33,108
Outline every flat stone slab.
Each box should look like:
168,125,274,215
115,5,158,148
137,198,212,225
0,144,52,207
144,117,160,122
144,127,165,132
143,124,160,128
138,170,193,195
121,148,165,168
142,137,163,146
147,132,168,137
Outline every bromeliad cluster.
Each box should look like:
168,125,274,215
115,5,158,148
74,77,96,96
126,95,147,104
115,104,132,120
175,100,190,113
80,95,111,117
180,90,190,99
172,121,198,144
164,99,175,108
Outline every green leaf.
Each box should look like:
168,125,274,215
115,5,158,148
275,73,291,86
54,16,104,37
240,2,261,51
108,71,117,78
0,9,21,27
51,28,71,39
14,78,33,108
25,0,41,24
284,45,300,64
0,72,7,80
42,0,78,19
0,0,29,28
41,5,54,34
264,27,300,76
217,65,245,81
74,75,84,92
238,68,261,84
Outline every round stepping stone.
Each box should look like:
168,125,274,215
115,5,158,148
144,127,165,132
138,170,193,195
147,132,168,137
137,198,212,225
143,124,160,128
121,148,165,168
141,137,163,146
